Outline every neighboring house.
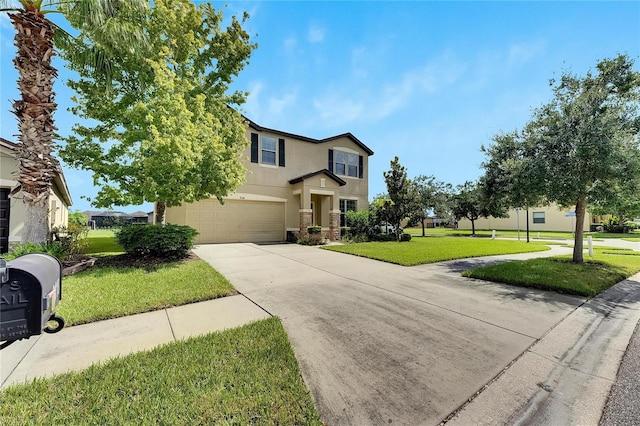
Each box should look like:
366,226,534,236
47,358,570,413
457,204,600,233
164,118,374,243
84,210,151,228
0,138,72,253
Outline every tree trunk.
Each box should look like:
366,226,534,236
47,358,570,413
573,194,587,263
471,219,476,236
10,6,57,244
421,219,425,237
155,201,166,224
23,201,50,244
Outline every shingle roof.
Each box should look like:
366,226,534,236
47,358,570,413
244,117,374,156
288,169,347,186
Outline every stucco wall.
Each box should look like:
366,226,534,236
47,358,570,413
457,205,591,232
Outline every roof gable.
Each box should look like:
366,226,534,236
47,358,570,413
245,117,374,156
288,169,347,186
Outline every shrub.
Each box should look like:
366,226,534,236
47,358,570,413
68,211,88,227
2,242,67,261
400,233,412,242
115,224,198,259
298,234,326,246
625,221,639,231
345,209,380,241
307,225,322,235
51,223,89,260
603,224,627,233
371,233,397,242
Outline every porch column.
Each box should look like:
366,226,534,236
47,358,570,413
299,209,313,237
329,209,341,241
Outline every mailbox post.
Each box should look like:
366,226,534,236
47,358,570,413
0,253,65,348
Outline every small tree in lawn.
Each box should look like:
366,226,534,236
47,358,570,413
380,157,413,241
481,54,640,262
409,175,453,236
452,181,506,236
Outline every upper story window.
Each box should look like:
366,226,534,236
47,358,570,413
329,149,363,179
251,133,285,167
261,136,277,165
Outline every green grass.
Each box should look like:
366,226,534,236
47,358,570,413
84,229,124,255
323,236,550,266
405,227,639,240
0,318,322,425
463,251,640,297
57,259,236,326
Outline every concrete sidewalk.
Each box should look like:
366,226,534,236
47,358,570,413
1,294,270,389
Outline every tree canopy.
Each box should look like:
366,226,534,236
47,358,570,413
451,180,506,236
481,54,640,262
408,175,452,236
58,0,256,222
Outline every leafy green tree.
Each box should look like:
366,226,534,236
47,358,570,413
345,209,380,241
59,0,256,223
1,0,146,243
408,175,453,236
68,211,88,227
379,157,413,241
452,181,506,236
481,54,640,262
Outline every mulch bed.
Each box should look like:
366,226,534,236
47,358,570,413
62,252,199,275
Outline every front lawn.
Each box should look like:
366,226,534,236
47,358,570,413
463,251,640,297
83,229,124,255
0,318,322,425
405,227,639,240
57,259,236,326
322,236,550,266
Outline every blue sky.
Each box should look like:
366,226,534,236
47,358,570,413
1,1,639,213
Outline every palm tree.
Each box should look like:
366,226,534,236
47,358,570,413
1,0,146,244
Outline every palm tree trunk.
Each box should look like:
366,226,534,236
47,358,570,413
9,6,58,244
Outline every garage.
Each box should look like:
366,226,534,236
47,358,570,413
182,199,285,244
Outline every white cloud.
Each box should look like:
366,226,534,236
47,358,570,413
313,94,364,127
312,51,465,127
507,40,546,68
243,81,298,127
308,24,325,43
284,36,297,53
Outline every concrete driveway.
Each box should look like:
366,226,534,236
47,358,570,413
194,243,584,425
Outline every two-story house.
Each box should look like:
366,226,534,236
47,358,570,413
164,118,373,244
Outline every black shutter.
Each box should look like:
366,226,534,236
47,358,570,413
250,133,259,163
359,155,364,179
328,149,333,173
278,138,285,167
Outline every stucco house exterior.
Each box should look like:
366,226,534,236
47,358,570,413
164,118,373,244
0,138,72,253
457,204,598,233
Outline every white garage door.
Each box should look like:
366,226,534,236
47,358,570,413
186,199,285,244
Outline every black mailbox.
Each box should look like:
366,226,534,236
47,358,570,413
0,253,65,344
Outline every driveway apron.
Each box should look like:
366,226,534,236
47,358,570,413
193,243,584,425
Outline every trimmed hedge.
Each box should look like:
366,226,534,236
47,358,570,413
116,224,198,259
